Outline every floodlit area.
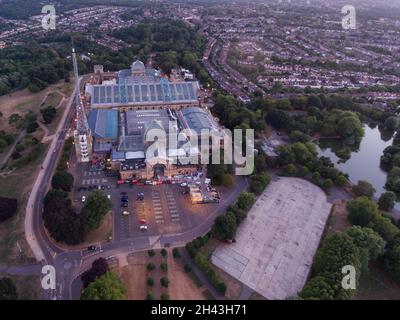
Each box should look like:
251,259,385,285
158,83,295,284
211,177,332,300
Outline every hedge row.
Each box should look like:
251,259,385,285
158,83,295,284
194,252,227,295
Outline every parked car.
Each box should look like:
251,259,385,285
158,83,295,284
145,180,152,185
139,219,146,224
81,196,86,203
122,211,130,216
121,202,128,208
139,225,148,231
87,245,96,251
180,182,187,187
107,194,111,200
120,191,127,196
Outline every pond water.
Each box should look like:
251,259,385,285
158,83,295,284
317,124,394,201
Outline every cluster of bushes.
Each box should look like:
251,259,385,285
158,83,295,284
194,252,227,295
9,112,38,133
12,142,45,169
0,197,18,223
381,131,400,197
0,42,70,96
300,226,385,300
40,106,57,124
81,258,109,289
250,173,271,195
81,271,126,300
212,192,256,241
276,143,348,192
51,137,74,191
185,234,228,293
0,131,14,154
346,197,400,281
0,277,18,300
44,138,111,244
42,189,84,245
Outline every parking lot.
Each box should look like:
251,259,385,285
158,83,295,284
211,177,332,300
72,163,224,242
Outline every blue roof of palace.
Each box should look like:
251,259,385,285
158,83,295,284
88,109,118,140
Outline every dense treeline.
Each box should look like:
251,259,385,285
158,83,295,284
0,43,70,95
112,20,213,86
300,226,385,300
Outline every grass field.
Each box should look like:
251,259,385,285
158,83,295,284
0,143,48,264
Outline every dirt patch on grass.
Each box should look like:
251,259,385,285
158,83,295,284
0,81,71,133
325,200,351,237
212,264,243,299
357,262,400,300
200,238,243,299
168,251,205,300
0,273,41,300
117,264,147,300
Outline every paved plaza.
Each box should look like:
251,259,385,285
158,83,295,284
211,177,332,300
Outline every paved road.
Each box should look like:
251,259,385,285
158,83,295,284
0,263,42,276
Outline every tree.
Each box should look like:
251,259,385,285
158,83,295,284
300,276,335,300
148,249,155,257
172,248,180,258
26,121,38,133
160,263,168,272
345,226,385,271
51,170,74,192
81,272,126,300
0,197,18,222
250,174,271,194
161,293,170,300
160,277,169,288
312,233,362,299
161,249,167,257
81,258,109,288
42,189,84,245
147,263,155,271
81,190,112,231
335,175,348,187
147,292,154,300
40,106,57,124
352,180,376,198
378,191,396,211
237,192,256,210
147,277,154,287
282,163,297,176
347,197,379,227
384,116,398,131
0,277,17,300
212,212,237,240
322,179,333,191
384,244,400,281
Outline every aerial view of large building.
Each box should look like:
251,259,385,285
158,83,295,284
83,60,218,179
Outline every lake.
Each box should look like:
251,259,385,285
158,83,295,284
317,124,394,201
